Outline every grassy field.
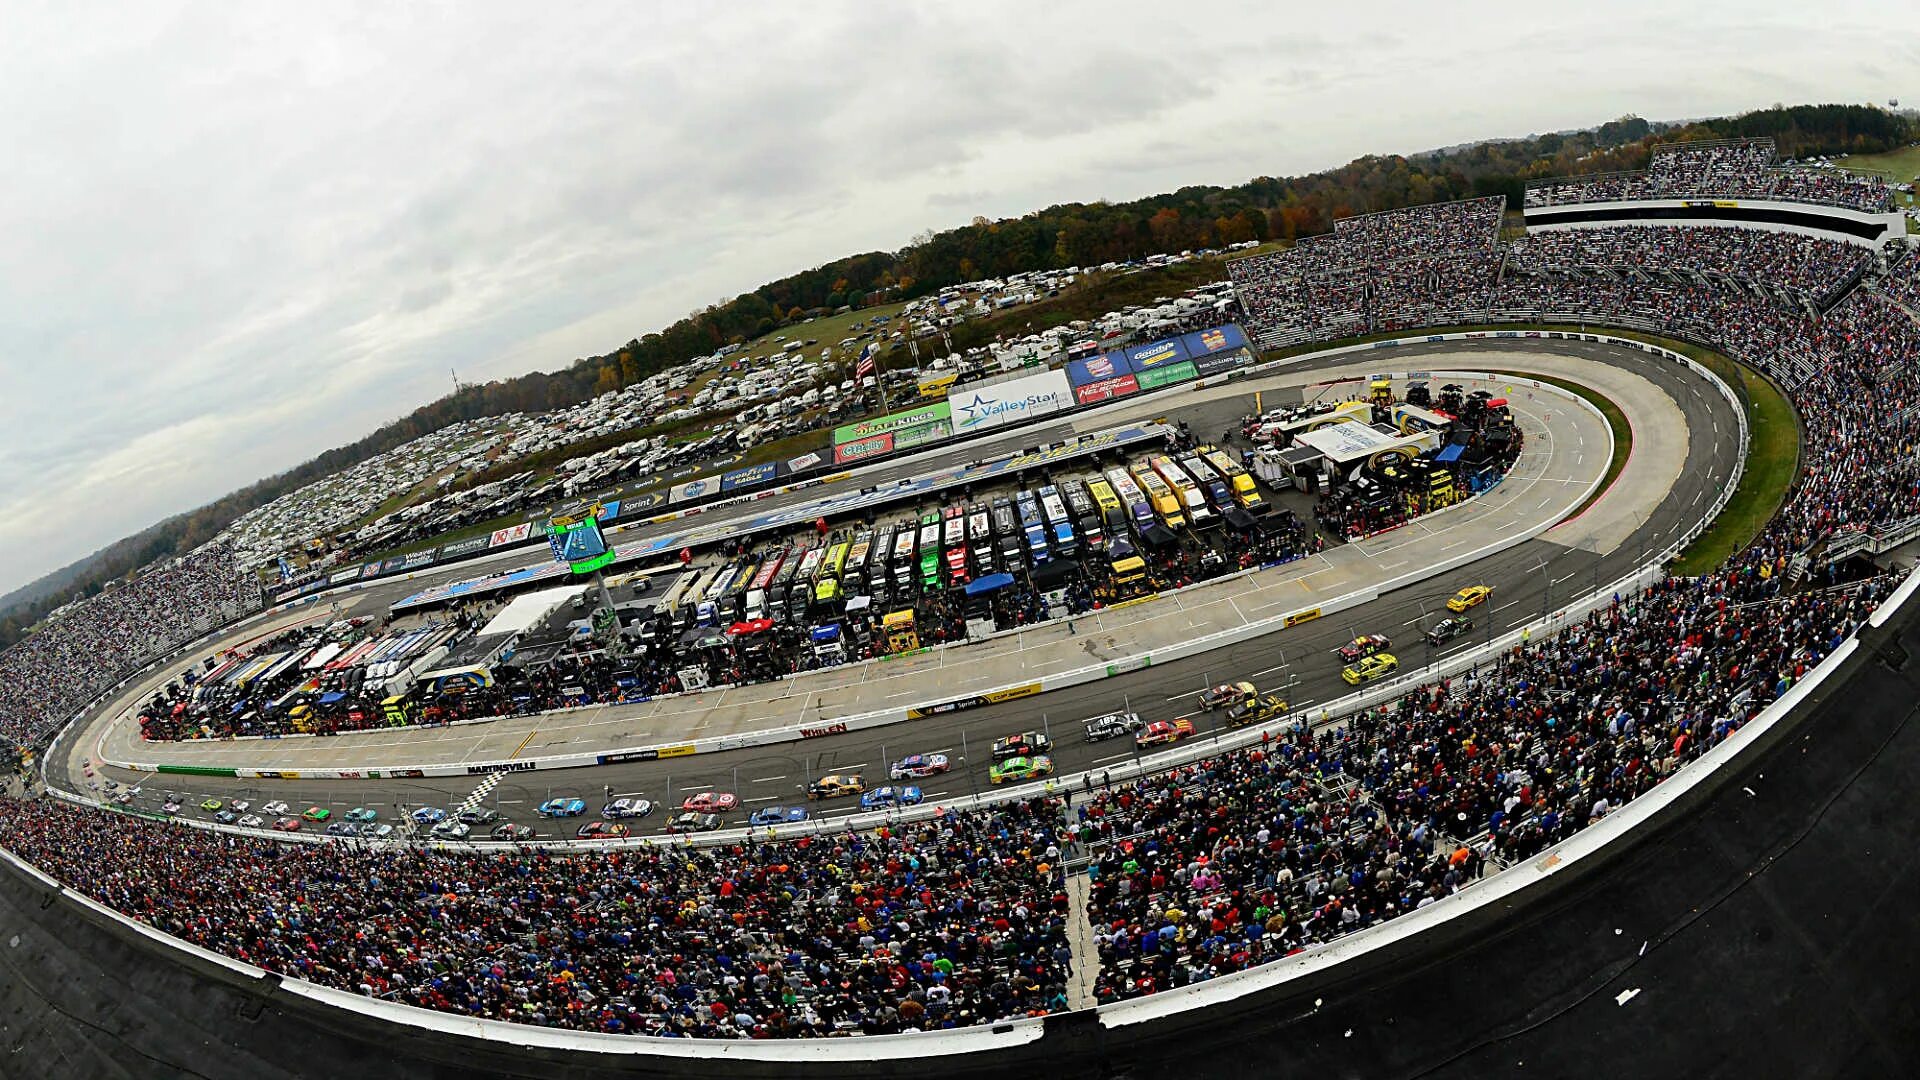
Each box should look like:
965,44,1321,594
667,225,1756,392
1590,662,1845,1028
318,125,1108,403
1258,323,1803,575
730,300,910,370
1835,145,1920,184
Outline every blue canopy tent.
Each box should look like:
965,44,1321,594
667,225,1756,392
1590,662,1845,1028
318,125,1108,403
964,573,1016,596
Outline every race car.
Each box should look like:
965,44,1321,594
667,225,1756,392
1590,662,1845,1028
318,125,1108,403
457,807,501,826
536,798,588,818
1447,585,1493,613
1083,711,1145,742
429,820,471,841
807,774,865,801
665,811,720,833
271,817,301,832
681,791,739,813
1427,616,1473,645
889,753,950,780
991,731,1053,761
1198,681,1257,712
576,821,629,840
1225,694,1289,727
749,805,811,826
261,800,289,816
1337,634,1392,663
213,810,237,825
361,823,396,839
229,799,250,812
111,791,135,806
1135,718,1197,748
989,755,1054,785
344,807,378,823
237,814,263,828
1341,653,1400,684
326,822,361,837
410,806,449,825
161,797,182,813
859,785,923,810
490,823,535,841
301,806,331,822
600,798,654,819
199,798,223,812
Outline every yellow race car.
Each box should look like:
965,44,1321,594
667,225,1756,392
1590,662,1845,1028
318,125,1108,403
1341,653,1399,685
1447,585,1492,613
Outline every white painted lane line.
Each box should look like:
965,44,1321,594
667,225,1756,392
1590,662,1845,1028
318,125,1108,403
751,775,787,783
1492,600,1520,614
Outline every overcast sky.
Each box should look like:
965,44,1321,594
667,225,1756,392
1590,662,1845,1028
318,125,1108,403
0,0,1913,595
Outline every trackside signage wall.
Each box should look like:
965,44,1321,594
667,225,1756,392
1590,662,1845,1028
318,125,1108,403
947,370,1074,435
833,402,951,446
1075,374,1140,405
1066,352,1133,386
1181,323,1249,358
833,432,894,464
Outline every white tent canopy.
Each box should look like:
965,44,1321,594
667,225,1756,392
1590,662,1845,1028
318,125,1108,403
479,583,590,638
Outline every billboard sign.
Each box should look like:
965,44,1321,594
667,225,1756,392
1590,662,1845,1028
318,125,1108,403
668,475,718,505
1135,360,1198,390
1068,352,1133,386
1191,348,1249,377
720,462,779,492
1073,374,1140,405
947,369,1074,435
400,551,435,569
1181,324,1248,357
489,522,533,548
893,419,952,450
833,432,894,464
833,401,950,445
1124,336,1191,370
786,450,825,473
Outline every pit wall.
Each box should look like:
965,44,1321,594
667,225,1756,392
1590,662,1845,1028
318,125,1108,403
7,323,1846,1067
100,357,1612,783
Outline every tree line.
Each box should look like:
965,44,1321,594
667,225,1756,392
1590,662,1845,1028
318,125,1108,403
3,103,1910,647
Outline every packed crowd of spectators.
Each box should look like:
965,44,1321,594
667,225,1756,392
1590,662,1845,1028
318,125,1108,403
0,793,1073,1037
6,206,1920,1041
0,544,260,747
1079,573,1887,1000
1229,198,1504,343
1875,250,1920,314
1522,139,1892,213
1506,225,1873,306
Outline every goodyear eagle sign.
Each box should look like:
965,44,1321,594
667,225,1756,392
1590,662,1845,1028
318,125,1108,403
1125,336,1192,370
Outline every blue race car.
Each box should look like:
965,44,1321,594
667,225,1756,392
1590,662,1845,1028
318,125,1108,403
537,797,587,818
748,805,810,826
409,807,448,825
859,785,924,810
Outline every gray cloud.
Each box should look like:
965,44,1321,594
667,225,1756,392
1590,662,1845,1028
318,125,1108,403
0,0,1912,593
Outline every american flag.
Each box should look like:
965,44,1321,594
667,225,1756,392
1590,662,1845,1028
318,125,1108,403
855,343,878,377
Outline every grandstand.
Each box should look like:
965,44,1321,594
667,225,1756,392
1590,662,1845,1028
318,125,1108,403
8,163,1920,1053
1523,137,1894,213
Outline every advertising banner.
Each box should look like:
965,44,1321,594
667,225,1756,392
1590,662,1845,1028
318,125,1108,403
668,475,719,505
1135,360,1198,391
1192,348,1249,378
833,401,950,445
400,551,435,569
833,432,894,464
893,420,952,450
947,369,1074,435
596,500,622,522
358,562,382,579
720,462,780,491
328,569,361,585
438,535,491,560
1073,374,1140,405
1068,352,1133,387
1123,336,1191,370
622,491,666,514
917,372,958,399
1179,323,1249,358
786,449,826,473
488,522,534,548
380,557,407,573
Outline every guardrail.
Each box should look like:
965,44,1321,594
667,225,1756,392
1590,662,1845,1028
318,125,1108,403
98,362,1613,783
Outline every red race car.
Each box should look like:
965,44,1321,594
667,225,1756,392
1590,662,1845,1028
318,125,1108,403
1337,634,1393,663
1135,718,1197,748
681,791,739,813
